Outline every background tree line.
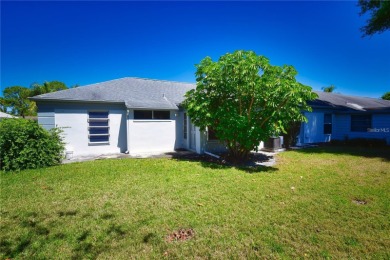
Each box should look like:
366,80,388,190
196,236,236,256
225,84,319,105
0,81,75,118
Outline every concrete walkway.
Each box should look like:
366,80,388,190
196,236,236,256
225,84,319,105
62,150,278,167
255,151,277,167
62,150,196,164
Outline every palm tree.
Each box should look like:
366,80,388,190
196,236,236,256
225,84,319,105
31,81,67,95
322,85,336,93
381,91,390,100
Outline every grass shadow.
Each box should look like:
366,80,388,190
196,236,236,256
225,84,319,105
58,210,78,217
0,235,32,259
0,211,50,258
166,151,278,174
235,165,278,174
291,144,390,162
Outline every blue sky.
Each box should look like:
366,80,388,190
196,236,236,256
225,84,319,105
1,1,390,98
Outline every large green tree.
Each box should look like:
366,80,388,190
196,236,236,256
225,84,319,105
2,80,69,117
2,86,35,118
382,91,390,100
358,0,390,36
183,50,317,162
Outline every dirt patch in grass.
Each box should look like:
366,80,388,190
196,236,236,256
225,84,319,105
166,228,195,242
352,199,368,205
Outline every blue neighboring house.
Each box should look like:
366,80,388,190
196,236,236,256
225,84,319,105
30,77,390,157
299,91,390,145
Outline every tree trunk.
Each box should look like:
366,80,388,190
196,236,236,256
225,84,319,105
227,145,251,164
284,121,301,149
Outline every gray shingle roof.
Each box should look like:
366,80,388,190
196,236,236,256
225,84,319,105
31,77,390,112
311,91,390,112
30,77,195,110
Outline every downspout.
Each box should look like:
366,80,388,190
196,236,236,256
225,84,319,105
125,109,130,154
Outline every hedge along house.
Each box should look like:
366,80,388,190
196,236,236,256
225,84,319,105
31,77,390,157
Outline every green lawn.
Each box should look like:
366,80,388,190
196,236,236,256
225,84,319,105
1,146,389,259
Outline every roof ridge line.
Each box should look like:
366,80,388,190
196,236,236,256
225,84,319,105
125,76,196,85
314,90,384,101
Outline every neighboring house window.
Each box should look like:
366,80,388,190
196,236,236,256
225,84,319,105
154,110,170,119
134,110,170,120
183,113,187,139
134,110,153,119
324,114,332,134
207,127,218,141
351,115,372,132
88,111,109,143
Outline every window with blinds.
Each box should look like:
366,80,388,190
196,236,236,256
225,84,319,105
88,111,109,143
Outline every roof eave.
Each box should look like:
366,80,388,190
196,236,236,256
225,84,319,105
30,97,125,104
125,105,179,110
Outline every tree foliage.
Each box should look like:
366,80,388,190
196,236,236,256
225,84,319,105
322,85,336,93
358,0,390,36
2,80,69,117
0,97,7,113
183,50,317,162
31,80,68,95
2,86,35,118
0,119,65,171
381,91,390,100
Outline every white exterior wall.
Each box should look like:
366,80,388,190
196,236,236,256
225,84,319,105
128,120,176,155
127,110,177,156
55,106,127,156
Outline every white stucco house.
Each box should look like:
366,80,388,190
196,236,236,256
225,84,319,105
30,77,390,157
31,77,225,157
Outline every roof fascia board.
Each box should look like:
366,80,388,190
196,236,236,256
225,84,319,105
127,106,179,111
30,98,125,105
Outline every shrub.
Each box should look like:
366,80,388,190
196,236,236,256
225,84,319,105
0,118,65,171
